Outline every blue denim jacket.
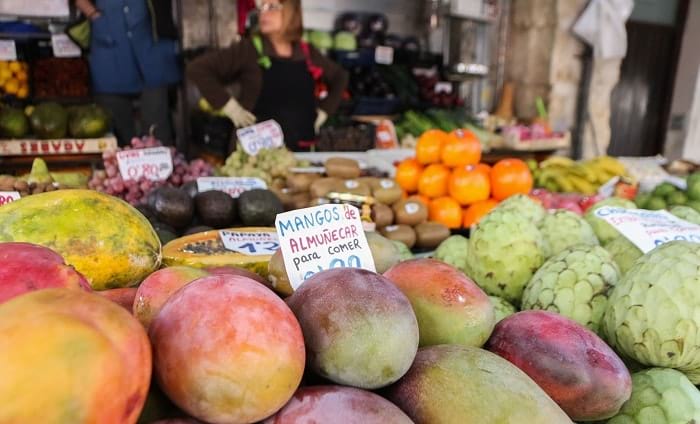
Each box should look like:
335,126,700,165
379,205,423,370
90,0,181,93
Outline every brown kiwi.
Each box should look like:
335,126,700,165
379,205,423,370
290,191,311,210
330,179,371,196
380,224,417,248
414,222,451,249
372,179,403,205
358,176,380,187
325,157,361,179
286,173,320,193
272,188,295,210
309,177,341,198
371,203,394,228
393,199,428,226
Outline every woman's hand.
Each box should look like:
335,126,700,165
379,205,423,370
223,98,257,128
314,108,328,134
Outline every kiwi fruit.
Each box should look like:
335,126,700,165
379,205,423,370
372,179,403,205
371,203,394,228
325,157,361,179
309,177,341,198
414,222,451,249
330,179,371,196
393,199,428,226
286,173,320,193
380,224,417,248
358,176,380,187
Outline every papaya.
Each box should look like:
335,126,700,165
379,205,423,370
0,190,161,290
162,227,275,277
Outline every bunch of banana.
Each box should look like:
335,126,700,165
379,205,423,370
533,156,627,195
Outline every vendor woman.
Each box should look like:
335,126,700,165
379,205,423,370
187,0,349,151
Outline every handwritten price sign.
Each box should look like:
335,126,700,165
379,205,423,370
275,203,376,290
0,191,20,206
220,231,279,256
197,177,267,198
236,120,284,156
116,147,173,182
594,207,700,253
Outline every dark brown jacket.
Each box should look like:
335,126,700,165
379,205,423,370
187,36,349,114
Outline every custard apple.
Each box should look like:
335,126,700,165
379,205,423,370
466,209,545,305
584,197,637,246
392,240,414,262
540,210,599,258
489,296,517,323
607,368,700,424
495,194,546,226
670,205,700,226
603,241,700,383
435,235,469,274
521,245,620,333
605,236,643,275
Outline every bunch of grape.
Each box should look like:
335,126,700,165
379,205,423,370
88,135,214,205
219,146,299,185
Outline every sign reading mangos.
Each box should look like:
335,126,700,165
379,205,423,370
595,207,700,253
275,204,376,290
0,191,20,206
197,177,267,198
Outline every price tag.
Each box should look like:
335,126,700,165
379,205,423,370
220,230,279,256
594,207,700,253
375,46,394,65
0,191,20,206
236,120,284,156
275,203,376,291
51,34,81,58
116,147,173,182
0,40,17,61
197,177,267,198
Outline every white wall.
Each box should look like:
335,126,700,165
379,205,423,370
665,0,700,160
302,0,422,35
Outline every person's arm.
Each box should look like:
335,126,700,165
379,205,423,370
74,0,101,20
310,47,349,115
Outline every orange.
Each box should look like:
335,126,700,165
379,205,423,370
416,129,447,165
395,158,423,193
407,194,431,207
418,164,449,199
448,166,491,206
441,129,482,167
474,163,492,176
463,199,499,228
429,197,463,229
490,158,534,201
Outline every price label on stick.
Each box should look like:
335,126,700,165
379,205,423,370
0,191,20,207
116,147,173,182
220,230,279,256
0,40,17,61
236,120,284,156
51,34,81,58
594,207,700,253
197,177,267,198
275,203,376,291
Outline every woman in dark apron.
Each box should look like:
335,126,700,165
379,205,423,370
187,0,348,151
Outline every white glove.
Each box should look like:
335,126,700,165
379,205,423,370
315,108,328,134
222,97,257,128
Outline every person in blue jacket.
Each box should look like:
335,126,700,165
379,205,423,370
75,0,181,145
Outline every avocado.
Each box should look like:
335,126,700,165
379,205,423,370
68,104,110,138
237,189,284,226
149,187,194,229
195,190,236,228
151,221,178,244
182,181,199,199
135,204,157,222
0,106,29,138
30,102,68,139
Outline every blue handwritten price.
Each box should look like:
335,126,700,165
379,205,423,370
303,255,363,280
219,230,279,256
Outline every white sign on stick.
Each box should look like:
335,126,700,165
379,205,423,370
197,177,267,198
236,120,284,156
116,147,173,181
0,191,21,206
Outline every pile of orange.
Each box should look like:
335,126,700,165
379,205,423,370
0,61,29,99
395,128,533,229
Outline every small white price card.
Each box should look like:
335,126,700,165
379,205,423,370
375,46,394,65
594,207,700,253
51,34,81,58
116,147,173,181
0,191,20,206
236,120,284,156
197,177,267,198
220,230,279,256
0,40,17,61
275,203,376,290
